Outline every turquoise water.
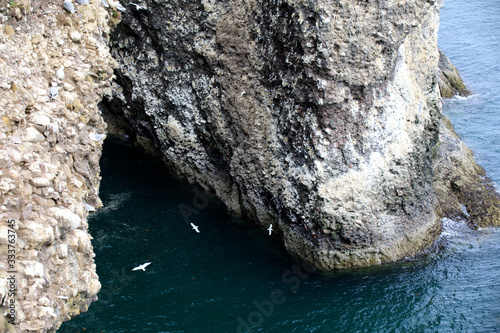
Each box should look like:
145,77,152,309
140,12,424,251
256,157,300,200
59,1,500,332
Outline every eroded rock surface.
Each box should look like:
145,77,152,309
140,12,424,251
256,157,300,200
0,1,117,331
0,0,498,331
437,48,471,98
433,117,500,227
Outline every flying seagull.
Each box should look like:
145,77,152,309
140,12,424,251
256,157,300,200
129,2,146,10
191,223,200,233
132,262,151,271
115,3,126,12
268,224,273,235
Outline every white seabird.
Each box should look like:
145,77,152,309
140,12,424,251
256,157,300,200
191,223,200,233
49,84,59,100
129,2,146,10
84,202,96,212
89,132,106,142
63,0,75,13
115,3,126,12
267,224,273,235
75,0,89,4
56,66,65,81
132,262,151,271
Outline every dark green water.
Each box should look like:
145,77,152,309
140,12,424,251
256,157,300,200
59,0,500,332
58,139,500,333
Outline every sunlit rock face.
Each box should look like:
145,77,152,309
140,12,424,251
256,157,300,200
0,1,116,331
103,0,498,270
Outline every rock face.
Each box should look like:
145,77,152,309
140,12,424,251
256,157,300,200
437,48,471,98
0,0,498,331
0,1,117,331
103,0,449,270
433,117,500,227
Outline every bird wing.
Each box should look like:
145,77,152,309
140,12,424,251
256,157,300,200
132,262,150,271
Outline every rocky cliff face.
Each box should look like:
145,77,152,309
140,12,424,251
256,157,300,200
103,0,448,270
437,48,471,98
0,1,117,331
0,0,499,331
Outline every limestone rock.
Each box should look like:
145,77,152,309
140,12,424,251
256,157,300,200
29,177,52,188
30,113,52,133
47,207,81,231
70,30,81,43
0,0,116,330
104,0,444,270
104,0,499,272
19,221,55,246
23,127,45,142
438,48,471,98
433,117,500,227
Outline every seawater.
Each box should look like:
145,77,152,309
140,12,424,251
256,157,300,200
59,0,500,332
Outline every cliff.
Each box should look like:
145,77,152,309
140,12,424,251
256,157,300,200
103,0,445,271
1,0,499,331
0,0,117,331
103,0,500,269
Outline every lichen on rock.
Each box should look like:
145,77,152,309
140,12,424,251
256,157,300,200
437,48,471,98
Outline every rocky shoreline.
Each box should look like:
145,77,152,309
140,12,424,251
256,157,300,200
0,0,498,331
